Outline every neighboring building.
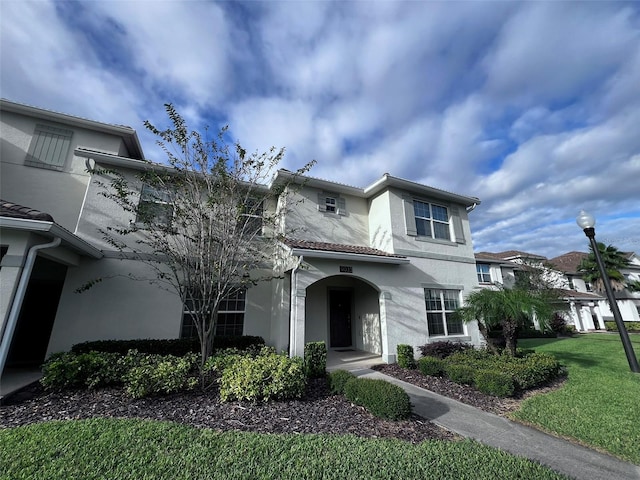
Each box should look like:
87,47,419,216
475,249,640,332
1,99,483,376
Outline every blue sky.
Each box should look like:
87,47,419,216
2,0,639,259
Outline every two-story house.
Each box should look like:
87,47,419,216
1,99,483,378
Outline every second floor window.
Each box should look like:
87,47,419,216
414,200,450,240
477,264,491,283
325,196,337,213
136,184,173,227
239,199,263,236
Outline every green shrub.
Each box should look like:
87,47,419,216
419,341,472,359
328,369,355,394
604,321,640,332
445,364,475,385
474,369,515,397
343,378,411,420
41,351,126,390
397,344,416,369
504,352,562,390
71,336,266,356
417,356,445,377
219,353,306,402
123,352,198,398
304,341,327,378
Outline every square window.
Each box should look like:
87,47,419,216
325,196,336,212
136,184,173,226
476,264,491,283
413,200,450,240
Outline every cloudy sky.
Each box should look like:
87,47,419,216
2,1,639,259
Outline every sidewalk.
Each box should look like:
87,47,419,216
351,368,640,480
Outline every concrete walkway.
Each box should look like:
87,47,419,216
350,368,639,480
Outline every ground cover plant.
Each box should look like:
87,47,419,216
515,334,640,463
0,418,569,480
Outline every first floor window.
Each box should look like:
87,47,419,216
181,289,246,338
476,264,491,283
414,200,450,240
425,289,463,336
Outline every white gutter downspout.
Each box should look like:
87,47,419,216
289,255,303,358
0,237,62,377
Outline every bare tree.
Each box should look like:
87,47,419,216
92,104,314,376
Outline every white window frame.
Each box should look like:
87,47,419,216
476,264,492,283
239,198,264,236
317,191,346,215
25,124,73,171
136,183,173,227
181,289,246,338
425,289,464,337
413,200,450,240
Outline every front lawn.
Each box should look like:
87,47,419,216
0,418,569,479
516,334,640,463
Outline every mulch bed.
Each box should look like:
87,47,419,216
1,366,565,443
0,378,456,444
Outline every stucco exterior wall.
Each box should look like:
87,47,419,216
48,257,184,354
0,110,130,232
368,191,394,252
284,185,369,245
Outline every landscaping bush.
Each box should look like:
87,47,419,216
304,341,327,378
71,336,266,356
328,369,355,394
397,344,416,369
343,377,411,420
41,351,126,390
445,363,475,385
604,321,640,332
417,356,446,377
549,313,567,334
123,352,198,398
419,341,472,359
474,369,515,397
503,352,562,390
219,352,306,402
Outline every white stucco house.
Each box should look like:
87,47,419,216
474,250,640,332
0,99,484,376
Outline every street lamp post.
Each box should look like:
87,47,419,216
576,210,640,373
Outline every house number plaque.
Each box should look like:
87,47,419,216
339,266,353,273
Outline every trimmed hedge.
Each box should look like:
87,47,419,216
445,363,475,385
343,377,411,420
123,352,198,398
219,352,306,403
474,369,515,397
41,351,126,390
304,341,327,378
328,369,356,394
419,341,472,359
397,344,416,369
71,336,266,356
604,321,640,332
417,356,446,377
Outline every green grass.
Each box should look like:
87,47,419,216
516,334,640,463
0,418,568,479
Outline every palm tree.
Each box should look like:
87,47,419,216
578,242,629,292
456,287,554,356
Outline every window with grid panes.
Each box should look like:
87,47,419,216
476,264,491,283
181,289,246,338
413,200,450,240
425,289,464,336
136,184,173,227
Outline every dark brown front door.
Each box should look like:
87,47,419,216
329,289,352,348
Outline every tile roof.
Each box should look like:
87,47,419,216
492,250,548,261
553,288,603,300
284,239,406,258
0,200,54,222
475,252,512,262
548,252,588,274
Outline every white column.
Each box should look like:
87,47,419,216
569,301,583,331
379,291,393,363
592,304,605,329
289,288,306,358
